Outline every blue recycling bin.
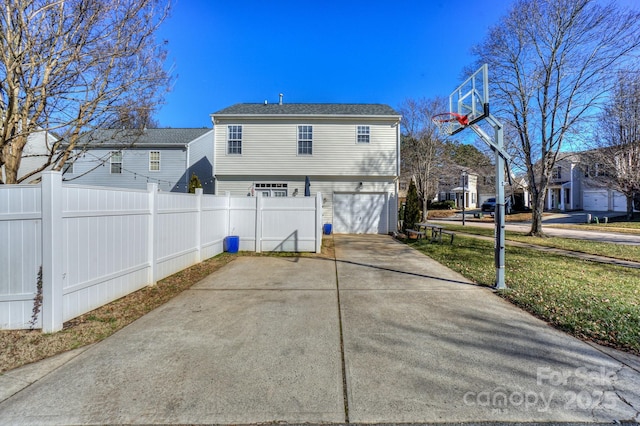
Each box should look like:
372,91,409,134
225,236,240,253
323,224,332,235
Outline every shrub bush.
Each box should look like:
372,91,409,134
429,200,455,210
403,181,421,232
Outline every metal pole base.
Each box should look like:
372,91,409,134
495,267,506,290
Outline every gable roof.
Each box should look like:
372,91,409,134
212,103,400,118
74,128,212,148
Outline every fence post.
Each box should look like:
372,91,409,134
147,183,158,286
316,192,323,253
195,188,203,263
255,195,262,253
225,191,231,237
41,171,63,333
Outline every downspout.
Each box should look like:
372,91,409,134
185,143,190,192
395,117,401,232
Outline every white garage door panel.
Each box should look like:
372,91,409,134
333,193,388,234
583,191,608,211
612,192,627,212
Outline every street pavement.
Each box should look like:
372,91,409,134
1,234,639,424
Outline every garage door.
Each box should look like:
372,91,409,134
583,190,608,211
612,192,627,212
333,193,388,234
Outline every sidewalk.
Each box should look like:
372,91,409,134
1,235,639,424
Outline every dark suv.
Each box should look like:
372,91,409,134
481,197,512,214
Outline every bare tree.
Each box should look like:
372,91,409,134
0,0,171,184
399,97,448,221
591,70,640,220
472,0,640,236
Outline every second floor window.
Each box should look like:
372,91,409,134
149,151,160,171
228,125,242,155
110,152,122,174
552,166,562,179
357,125,370,143
298,125,313,155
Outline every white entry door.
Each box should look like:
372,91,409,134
333,193,388,234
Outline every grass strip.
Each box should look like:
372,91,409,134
547,223,640,235
405,236,640,355
440,223,640,263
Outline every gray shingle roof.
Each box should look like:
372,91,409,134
76,128,212,147
212,103,400,117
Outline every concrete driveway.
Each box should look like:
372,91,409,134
1,234,639,424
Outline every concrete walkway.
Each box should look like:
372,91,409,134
1,235,639,424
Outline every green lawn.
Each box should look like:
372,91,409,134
405,236,640,355
440,223,640,263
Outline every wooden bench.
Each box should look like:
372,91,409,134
406,229,426,240
440,230,455,244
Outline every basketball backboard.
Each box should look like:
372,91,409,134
446,63,489,135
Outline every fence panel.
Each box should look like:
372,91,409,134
260,196,318,252
229,197,258,251
155,192,200,281
0,185,42,329
61,185,151,321
1,175,322,330
201,194,228,259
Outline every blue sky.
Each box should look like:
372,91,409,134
154,0,638,128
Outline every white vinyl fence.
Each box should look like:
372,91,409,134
0,172,322,332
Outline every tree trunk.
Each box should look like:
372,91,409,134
422,197,429,222
529,189,547,237
1,146,21,184
628,195,634,222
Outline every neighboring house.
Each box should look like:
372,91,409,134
211,103,401,234
437,170,479,209
1,129,59,184
544,152,635,212
63,128,215,194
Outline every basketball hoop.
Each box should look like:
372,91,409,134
431,112,469,135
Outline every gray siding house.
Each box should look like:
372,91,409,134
211,103,401,234
64,128,214,193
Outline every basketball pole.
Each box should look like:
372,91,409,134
469,115,507,290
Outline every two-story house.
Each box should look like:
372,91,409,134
545,152,634,212
211,103,401,234
63,128,215,193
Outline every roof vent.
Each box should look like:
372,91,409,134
264,100,268,105
279,93,283,105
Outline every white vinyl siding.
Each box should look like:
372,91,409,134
110,152,122,174
215,120,398,176
149,151,160,171
297,125,313,155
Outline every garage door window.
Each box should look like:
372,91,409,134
255,183,288,197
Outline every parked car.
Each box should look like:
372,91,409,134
481,197,512,214
481,197,496,212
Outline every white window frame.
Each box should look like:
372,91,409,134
228,125,242,155
149,151,160,171
297,125,313,155
356,125,370,144
552,166,562,179
110,151,122,174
